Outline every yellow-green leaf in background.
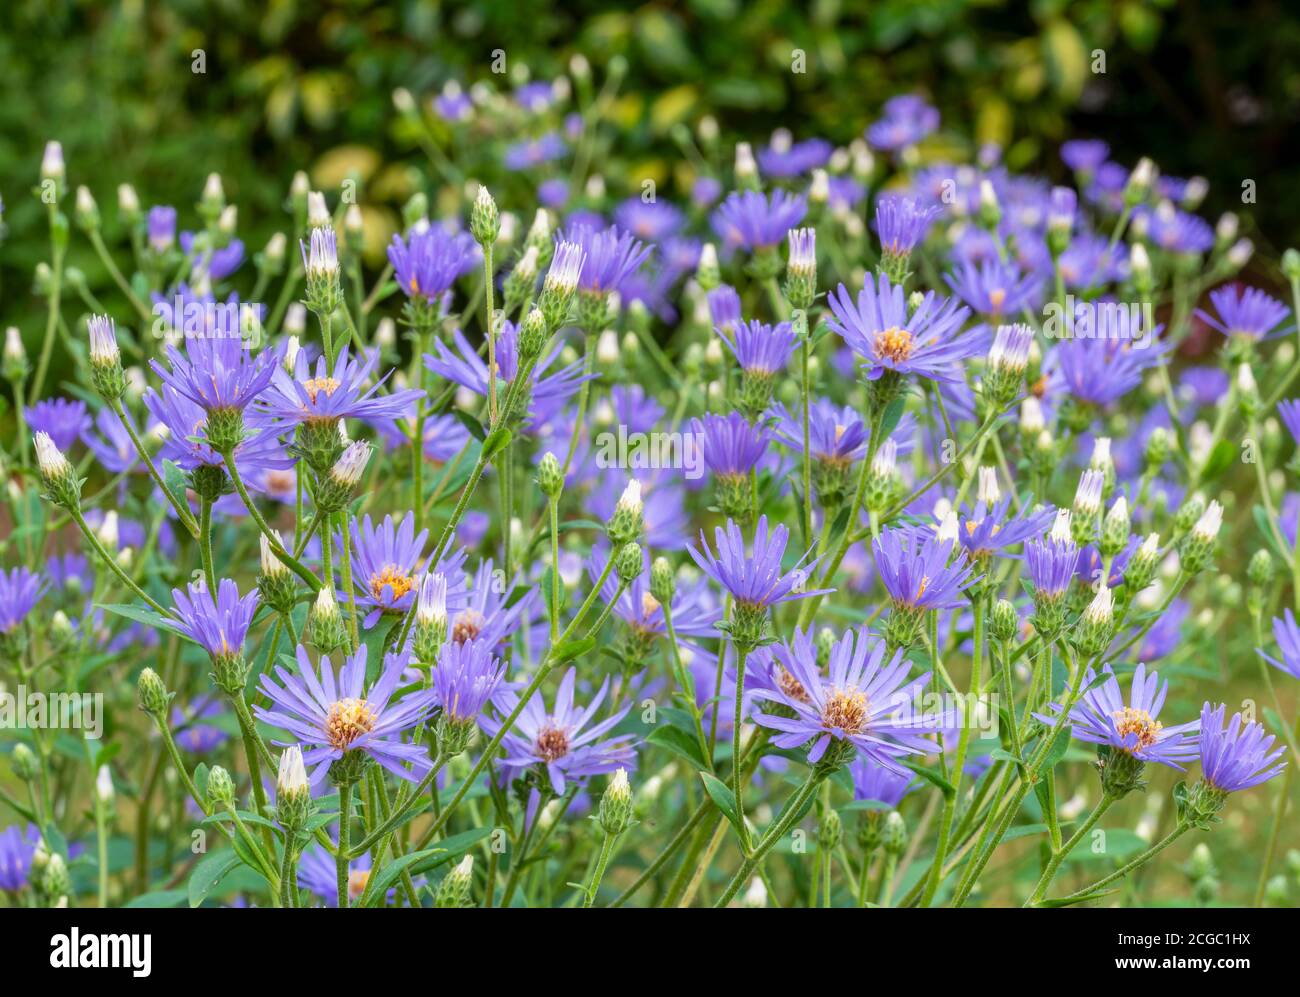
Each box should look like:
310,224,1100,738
1042,19,1088,103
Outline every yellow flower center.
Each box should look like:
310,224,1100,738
1113,707,1163,751
821,687,869,736
302,376,342,403
874,326,914,364
348,868,371,901
326,697,377,751
915,575,930,601
641,592,661,618
778,667,812,705
369,565,416,603
535,725,570,762
988,287,1007,313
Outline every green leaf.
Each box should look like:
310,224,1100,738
481,426,513,460
878,395,907,439
646,723,709,771
698,772,743,837
126,889,188,908
360,827,490,906
1037,888,1120,908
453,410,486,442
551,636,596,663
188,850,241,907
95,602,175,633
901,760,956,798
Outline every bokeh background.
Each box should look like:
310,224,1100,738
2,0,1299,331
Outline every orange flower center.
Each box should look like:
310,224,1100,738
778,667,812,704
535,725,570,762
370,565,416,602
326,697,377,750
302,376,342,403
452,609,486,644
821,687,869,735
874,326,914,364
348,868,371,901
1113,707,1162,751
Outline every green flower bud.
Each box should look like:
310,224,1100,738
882,811,908,856
1100,496,1131,558
606,480,644,545
137,667,171,718
990,599,1018,642
41,852,70,903
11,743,39,782
434,855,475,908
1249,549,1275,589
817,807,842,850
598,768,634,835
206,765,235,811
649,557,675,604
614,542,644,586
537,451,564,499
1282,248,1300,283
308,586,348,655
470,187,500,247
517,307,549,365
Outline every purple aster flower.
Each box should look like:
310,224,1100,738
147,205,177,252
1136,204,1214,254
261,346,423,427
717,318,797,376
874,196,940,256
1048,316,1167,407
693,411,770,481
850,757,915,808
749,625,945,770
707,284,743,333
1061,139,1110,173
387,224,479,304
1025,535,1080,602
447,559,539,649
945,259,1045,319
432,81,472,123
172,699,231,753
613,198,684,241
165,578,258,661
370,411,470,464
692,176,723,208
826,273,975,384
503,132,567,171
298,842,378,907
151,284,260,340
826,176,866,213
346,511,469,628
1195,284,1291,342
1259,608,1300,681
151,326,276,416
1036,664,1200,769
0,567,46,635
26,398,90,451
83,405,142,476
179,231,245,281
711,190,807,253
515,81,557,113
482,668,637,795
0,824,38,891
143,384,291,474
687,515,830,611
586,543,721,651
424,323,595,428
558,223,653,295
769,398,871,465
874,528,979,612
866,95,939,151
757,135,833,178
431,637,507,727
256,644,438,786
955,490,1056,560
1197,702,1286,793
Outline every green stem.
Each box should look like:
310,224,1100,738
713,768,824,907
1027,791,1118,905
1052,824,1191,904
583,831,618,907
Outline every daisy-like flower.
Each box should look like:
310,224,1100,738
558,223,653,296
503,132,567,171
1197,702,1285,794
1135,203,1214,254
83,406,143,476
875,527,979,648
25,398,91,452
1195,284,1291,343
692,412,771,517
866,95,940,152
0,824,39,892
874,196,940,257
148,205,177,252
826,273,974,384
143,384,291,476
256,644,438,786
482,668,637,795
710,190,808,253
1258,608,1300,680
707,284,743,333
945,259,1044,320
717,318,797,378
346,512,469,628
1036,664,1199,773
430,637,507,731
0,567,46,637
387,224,479,304
757,135,832,178
687,515,829,646
1060,139,1110,174
749,625,945,771
952,474,1056,561
424,323,594,428
150,325,275,417
166,578,258,663
586,544,721,659
446,559,539,648
260,345,424,427
613,197,685,241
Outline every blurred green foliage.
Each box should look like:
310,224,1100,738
1,0,1298,328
